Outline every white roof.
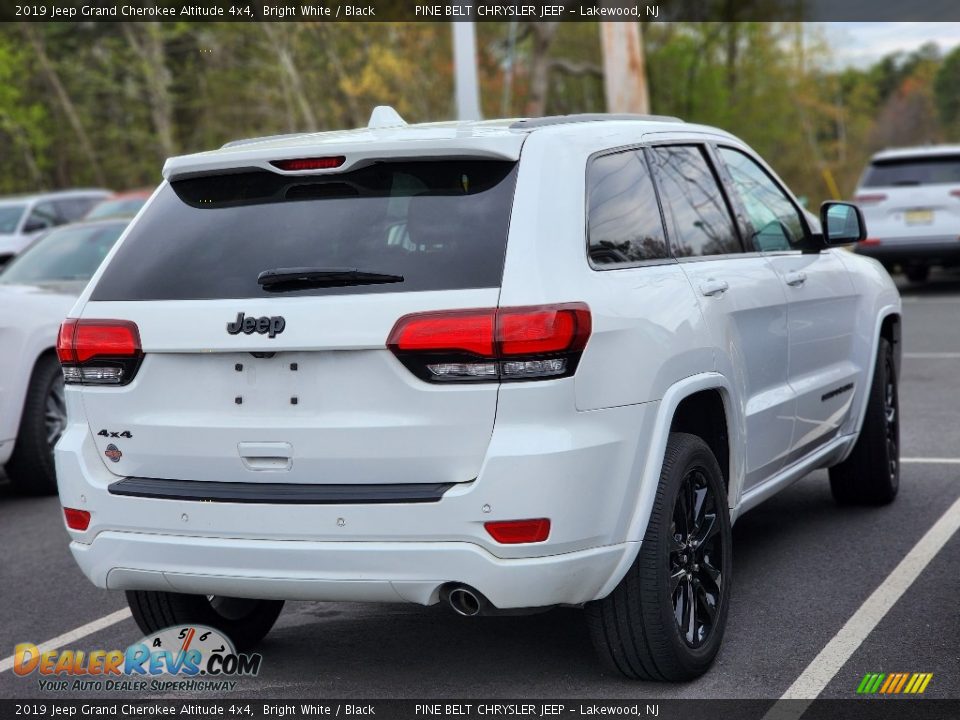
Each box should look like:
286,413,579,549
0,189,110,205
871,145,960,162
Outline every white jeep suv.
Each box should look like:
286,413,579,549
56,112,902,681
853,145,960,283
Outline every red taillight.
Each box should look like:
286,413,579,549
498,305,591,356
57,319,142,386
485,519,551,544
859,238,881,246
63,507,91,531
389,309,496,357
855,194,887,204
270,156,345,171
57,319,77,363
950,189,960,199
74,321,141,362
387,303,591,383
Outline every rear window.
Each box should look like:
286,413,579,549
85,198,147,220
861,155,960,187
91,160,518,301
0,223,126,285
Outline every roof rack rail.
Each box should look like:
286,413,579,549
510,113,684,130
222,132,309,149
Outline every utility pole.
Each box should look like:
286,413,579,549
452,17,482,120
600,22,649,114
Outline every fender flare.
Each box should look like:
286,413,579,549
595,372,741,600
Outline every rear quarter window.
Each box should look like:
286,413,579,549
586,149,668,268
91,160,518,301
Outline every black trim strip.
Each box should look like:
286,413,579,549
821,382,855,402
108,477,456,504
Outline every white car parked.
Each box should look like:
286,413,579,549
0,219,129,494
56,112,901,680
854,145,960,282
0,189,111,266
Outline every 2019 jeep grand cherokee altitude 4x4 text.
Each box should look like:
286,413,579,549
55,111,902,681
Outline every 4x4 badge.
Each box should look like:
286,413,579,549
227,312,286,338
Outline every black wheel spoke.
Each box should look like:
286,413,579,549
670,568,685,595
699,559,722,597
675,483,690,536
696,583,717,624
685,579,697,644
694,513,719,547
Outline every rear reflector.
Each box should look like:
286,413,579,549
951,189,960,199
485,519,551,544
855,194,887,204
57,319,143,386
63,507,91,531
387,303,591,383
270,156,345,171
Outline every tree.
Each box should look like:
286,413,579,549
934,45,960,137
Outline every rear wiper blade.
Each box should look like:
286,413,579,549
257,267,404,291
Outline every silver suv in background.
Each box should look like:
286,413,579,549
854,146,960,282
0,189,111,266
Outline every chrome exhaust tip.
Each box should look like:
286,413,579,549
444,585,484,617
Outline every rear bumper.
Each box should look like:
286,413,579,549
56,385,659,608
70,532,630,609
855,237,960,265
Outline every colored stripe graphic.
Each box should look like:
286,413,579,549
858,672,932,694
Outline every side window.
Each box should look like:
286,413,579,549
23,202,59,233
718,147,806,252
650,145,742,257
587,149,668,268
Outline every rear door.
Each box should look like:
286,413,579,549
77,159,519,486
648,143,795,490
715,145,860,460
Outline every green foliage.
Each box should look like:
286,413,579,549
0,21,957,207
935,46,960,133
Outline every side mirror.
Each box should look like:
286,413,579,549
820,202,866,246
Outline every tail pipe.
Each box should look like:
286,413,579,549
440,584,490,617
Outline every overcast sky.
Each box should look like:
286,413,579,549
821,22,960,67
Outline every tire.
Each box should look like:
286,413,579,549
126,591,284,651
829,337,899,506
904,265,929,283
5,354,66,495
586,432,732,681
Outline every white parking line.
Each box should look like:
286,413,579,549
764,492,960,718
902,297,960,304
904,352,960,359
0,608,131,674
903,457,960,464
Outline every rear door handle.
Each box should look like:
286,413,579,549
699,279,730,297
784,270,807,287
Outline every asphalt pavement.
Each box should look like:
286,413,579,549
2,269,959,702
